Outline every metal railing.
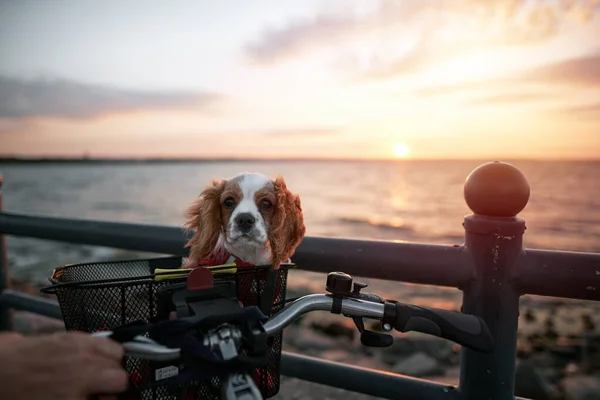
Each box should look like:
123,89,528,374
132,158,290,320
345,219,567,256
0,162,599,400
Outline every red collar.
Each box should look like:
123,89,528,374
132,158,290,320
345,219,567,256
197,248,256,268
230,255,256,268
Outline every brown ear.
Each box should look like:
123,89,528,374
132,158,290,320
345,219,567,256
268,175,306,270
184,179,226,266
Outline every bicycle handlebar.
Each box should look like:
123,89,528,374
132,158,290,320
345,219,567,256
264,294,380,335
262,294,493,353
386,301,493,352
93,270,495,400
100,292,493,362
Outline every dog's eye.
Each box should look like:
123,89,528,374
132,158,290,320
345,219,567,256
260,200,273,210
223,198,236,209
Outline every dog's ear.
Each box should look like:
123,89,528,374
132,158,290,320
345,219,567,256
268,175,306,270
184,179,226,266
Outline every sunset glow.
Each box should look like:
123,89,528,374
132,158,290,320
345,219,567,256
1,0,599,160
394,143,410,158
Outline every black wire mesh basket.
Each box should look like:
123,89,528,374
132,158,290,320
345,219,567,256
41,256,292,400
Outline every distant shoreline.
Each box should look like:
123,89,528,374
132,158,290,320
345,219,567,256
1,156,599,164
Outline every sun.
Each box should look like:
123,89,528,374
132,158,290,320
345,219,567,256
393,142,410,158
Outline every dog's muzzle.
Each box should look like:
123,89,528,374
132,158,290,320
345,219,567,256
234,213,256,234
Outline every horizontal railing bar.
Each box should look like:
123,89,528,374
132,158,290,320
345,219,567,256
3,211,600,299
0,290,466,399
0,212,473,287
514,249,600,301
0,212,188,256
280,352,462,400
293,237,473,288
0,289,63,319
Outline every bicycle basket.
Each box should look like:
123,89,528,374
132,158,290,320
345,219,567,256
42,256,292,400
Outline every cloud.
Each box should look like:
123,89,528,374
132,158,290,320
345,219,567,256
0,117,43,136
413,80,494,97
355,45,437,81
357,0,600,81
561,101,600,117
0,75,222,119
261,127,343,138
412,52,600,100
244,0,600,80
465,91,559,106
244,13,359,65
515,52,600,86
243,1,434,66
0,120,16,135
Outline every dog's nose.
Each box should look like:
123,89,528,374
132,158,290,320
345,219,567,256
235,213,256,233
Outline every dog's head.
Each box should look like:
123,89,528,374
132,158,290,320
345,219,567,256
184,173,305,269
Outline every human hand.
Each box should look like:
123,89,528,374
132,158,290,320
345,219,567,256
0,331,128,400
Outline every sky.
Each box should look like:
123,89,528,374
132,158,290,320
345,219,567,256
1,0,599,160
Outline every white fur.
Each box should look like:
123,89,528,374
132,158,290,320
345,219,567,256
224,173,273,265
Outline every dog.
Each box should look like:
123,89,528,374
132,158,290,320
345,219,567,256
184,173,305,270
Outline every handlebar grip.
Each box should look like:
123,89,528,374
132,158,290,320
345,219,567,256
387,302,494,353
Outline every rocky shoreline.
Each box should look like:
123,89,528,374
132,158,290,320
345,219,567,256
7,278,600,400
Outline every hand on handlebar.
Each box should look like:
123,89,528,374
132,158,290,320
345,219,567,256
0,331,128,400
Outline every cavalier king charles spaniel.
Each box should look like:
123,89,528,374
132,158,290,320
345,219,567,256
184,173,305,270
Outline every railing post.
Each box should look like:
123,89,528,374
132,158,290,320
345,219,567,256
0,175,12,331
458,162,530,400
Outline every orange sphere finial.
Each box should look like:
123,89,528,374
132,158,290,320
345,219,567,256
464,161,530,217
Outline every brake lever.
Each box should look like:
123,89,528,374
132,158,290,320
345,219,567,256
324,273,394,348
352,288,394,347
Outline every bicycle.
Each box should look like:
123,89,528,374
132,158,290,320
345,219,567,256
66,264,495,400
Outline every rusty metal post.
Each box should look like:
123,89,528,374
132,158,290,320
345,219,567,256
0,175,12,331
458,162,531,400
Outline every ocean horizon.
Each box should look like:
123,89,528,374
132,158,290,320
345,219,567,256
2,156,600,163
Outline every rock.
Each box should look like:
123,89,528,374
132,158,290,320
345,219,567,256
374,338,413,365
538,367,564,385
565,363,580,376
286,328,339,355
319,349,353,363
391,352,443,377
528,332,559,353
581,313,596,332
514,361,560,400
386,337,415,353
376,335,455,366
529,351,564,369
524,308,536,323
544,317,559,340
582,334,600,371
309,321,355,341
562,375,600,400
